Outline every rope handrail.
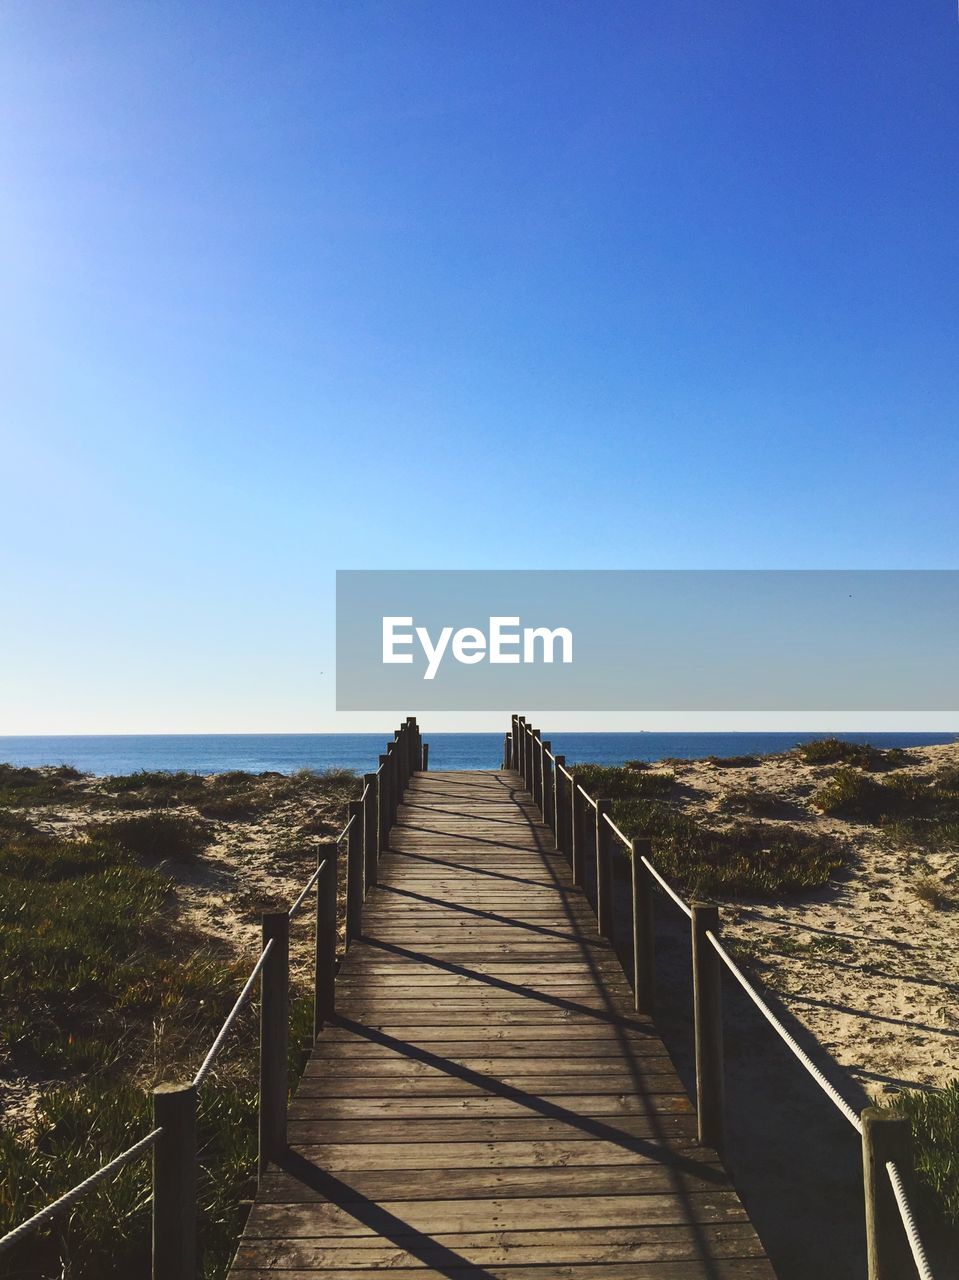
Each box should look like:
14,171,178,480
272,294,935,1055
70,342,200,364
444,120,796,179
288,857,329,920
640,854,693,919
705,928,862,1132
193,939,275,1087
603,812,632,849
887,1159,935,1280
0,1127,163,1256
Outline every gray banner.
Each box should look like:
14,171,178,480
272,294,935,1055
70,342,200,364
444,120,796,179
336,570,959,711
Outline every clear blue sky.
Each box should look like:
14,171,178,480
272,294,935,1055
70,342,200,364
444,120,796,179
2,2,957,732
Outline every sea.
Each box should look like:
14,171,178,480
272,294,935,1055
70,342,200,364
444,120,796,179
0,731,954,777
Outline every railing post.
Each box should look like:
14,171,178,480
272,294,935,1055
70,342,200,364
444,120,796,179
541,742,553,829
152,1082,196,1280
422,741,429,770
502,733,511,769
378,754,390,852
595,798,614,938
692,902,724,1151
515,716,525,781
259,909,289,1178
314,841,337,1038
553,755,566,852
630,839,656,1015
363,773,377,891
862,1109,914,1280
346,800,363,943
525,723,534,790
529,729,541,808
570,771,584,886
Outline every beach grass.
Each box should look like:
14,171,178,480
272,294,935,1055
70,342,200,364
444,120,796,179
0,767,353,1279
572,762,846,897
886,1082,959,1230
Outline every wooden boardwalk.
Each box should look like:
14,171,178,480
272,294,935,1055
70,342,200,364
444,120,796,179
230,770,775,1278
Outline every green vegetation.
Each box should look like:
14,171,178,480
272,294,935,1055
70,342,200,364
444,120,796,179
886,1082,959,1230
707,754,757,769
721,787,788,817
86,812,214,862
573,763,846,898
0,764,86,806
813,765,959,849
0,763,355,1279
797,738,909,771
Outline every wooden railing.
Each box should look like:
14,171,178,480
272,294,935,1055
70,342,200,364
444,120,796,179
0,717,426,1280
507,713,935,1280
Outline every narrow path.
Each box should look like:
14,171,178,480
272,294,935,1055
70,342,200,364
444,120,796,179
229,770,775,1278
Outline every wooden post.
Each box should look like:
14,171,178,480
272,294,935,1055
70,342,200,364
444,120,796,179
630,839,656,1014
377,754,390,852
530,729,541,808
502,733,511,769
692,902,724,1151
525,723,534,790
541,742,553,829
422,741,429,770
570,771,584,886
152,1082,196,1280
511,715,520,773
515,716,525,781
553,755,566,852
595,799,614,938
314,841,337,1037
346,800,363,943
259,909,289,1177
862,1108,914,1280
362,773,377,891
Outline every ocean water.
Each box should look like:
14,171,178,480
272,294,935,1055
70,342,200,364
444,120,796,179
0,731,954,777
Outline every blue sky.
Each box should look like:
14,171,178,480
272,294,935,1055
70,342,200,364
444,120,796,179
1,2,957,732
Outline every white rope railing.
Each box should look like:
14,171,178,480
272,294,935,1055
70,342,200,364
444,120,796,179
887,1159,935,1280
288,856,329,920
192,939,275,1087
0,1128,162,1256
705,929,862,1131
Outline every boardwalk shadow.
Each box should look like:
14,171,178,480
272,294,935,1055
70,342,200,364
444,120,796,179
274,1149,500,1279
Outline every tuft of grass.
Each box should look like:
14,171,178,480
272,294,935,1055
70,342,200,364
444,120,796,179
797,738,910,771
707,755,758,769
813,767,959,851
87,813,214,862
885,1082,959,1229
623,759,649,771
914,874,953,910
721,787,787,817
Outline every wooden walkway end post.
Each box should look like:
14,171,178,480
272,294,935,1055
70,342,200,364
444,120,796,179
552,754,566,853
314,841,337,1038
362,773,377,891
152,1082,196,1280
570,770,585,886
630,838,656,1014
259,909,289,1178
346,800,363,943
531,729,542,809
595,798,614,938
692,901,724,1151
542,741,553,831
862,1108,914,1280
